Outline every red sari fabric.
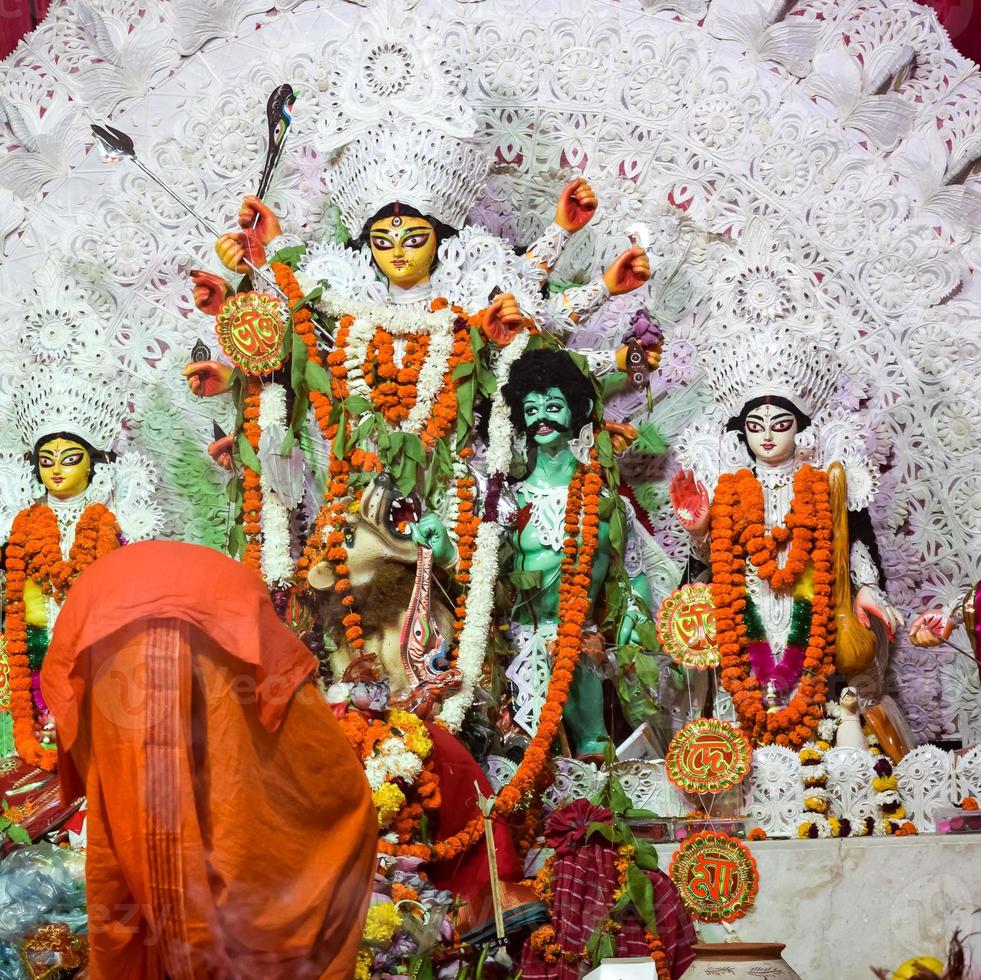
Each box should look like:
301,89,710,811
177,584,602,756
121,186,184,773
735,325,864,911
41,541,377,980
424,722,526,923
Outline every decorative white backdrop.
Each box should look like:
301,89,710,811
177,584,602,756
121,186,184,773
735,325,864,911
0,0,979,742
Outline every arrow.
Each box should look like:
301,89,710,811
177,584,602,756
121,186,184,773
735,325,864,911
91,123,287,301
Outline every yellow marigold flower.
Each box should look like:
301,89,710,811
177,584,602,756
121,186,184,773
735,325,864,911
815,740,831,752
372,783,406,826
872,775,897,793
804,796,829,813
403,731,433,758
364,901,402,948
387,710,433,758
354,949,373,980
797,822,813,839
799,748,821,762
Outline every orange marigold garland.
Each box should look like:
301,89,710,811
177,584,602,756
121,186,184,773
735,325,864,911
450,450,479,647
275,260,472,661
240,376,263,572
273,259,594,862
417,452,602,864
529,844,670,977
338,707,441,841
4,503,121,769
363,327,432,427
710,465,835,748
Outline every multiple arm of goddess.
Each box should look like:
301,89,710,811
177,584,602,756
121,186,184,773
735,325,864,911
191,178,651,340
186,177,655,372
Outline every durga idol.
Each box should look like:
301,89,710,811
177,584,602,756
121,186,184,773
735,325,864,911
181,0,658,702
670,326,909,752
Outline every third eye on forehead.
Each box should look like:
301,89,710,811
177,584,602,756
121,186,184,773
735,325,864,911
746,409,794,426
371,225,431,242
39,445,86,461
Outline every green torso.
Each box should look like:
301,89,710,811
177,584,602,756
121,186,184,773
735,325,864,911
509,460,612,625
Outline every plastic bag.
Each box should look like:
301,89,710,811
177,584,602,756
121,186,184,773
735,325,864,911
0,843,86,944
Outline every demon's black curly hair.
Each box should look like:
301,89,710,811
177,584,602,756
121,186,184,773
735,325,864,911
30,431,113,484
501,348,595,434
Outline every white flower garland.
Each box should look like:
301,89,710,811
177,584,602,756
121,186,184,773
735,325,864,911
257,384,294,587
402,320,455,436
437,331,530,729
364,735,425,791
798,719,908,838
322,289,458,437
485,331,530,476
437,520,501,730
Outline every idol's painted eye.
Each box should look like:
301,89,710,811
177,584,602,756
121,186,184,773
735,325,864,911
403,232,431,249
771,417,795,432
745,419,764,433
38,455,55,469
61,452,85,466
371,236,395,251
546,402,564,414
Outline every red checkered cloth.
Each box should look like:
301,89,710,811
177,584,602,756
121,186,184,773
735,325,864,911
520,801,696,980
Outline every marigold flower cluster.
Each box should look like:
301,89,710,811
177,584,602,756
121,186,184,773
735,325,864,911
340,708,441,840
710,465,835,747
4,502,121,768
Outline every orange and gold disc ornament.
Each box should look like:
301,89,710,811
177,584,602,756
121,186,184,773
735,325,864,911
669,831,759,923
215,291,287,375
656,583,720,670
665,718,753,795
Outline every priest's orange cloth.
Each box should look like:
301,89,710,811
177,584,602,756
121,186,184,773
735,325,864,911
41,540,377,979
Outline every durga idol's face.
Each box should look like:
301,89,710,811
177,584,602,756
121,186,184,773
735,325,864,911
744,403,798,465
369,214,438,290
37,437,92,500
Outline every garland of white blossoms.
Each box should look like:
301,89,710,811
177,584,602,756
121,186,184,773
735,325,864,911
257,383,293,587
317,291,458,437
438,331,530,729
798,705,911,838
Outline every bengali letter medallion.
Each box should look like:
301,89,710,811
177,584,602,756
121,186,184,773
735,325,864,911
215,291,287,375
656,583,719,669
666,718,752,795
670,831,759,923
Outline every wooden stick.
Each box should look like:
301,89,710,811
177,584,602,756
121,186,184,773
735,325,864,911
475,783,506,944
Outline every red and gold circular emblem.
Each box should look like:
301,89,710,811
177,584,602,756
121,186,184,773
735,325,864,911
656,583,719,669
215,291,287,375
666,718,753,795
670,831,759,923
